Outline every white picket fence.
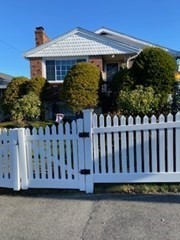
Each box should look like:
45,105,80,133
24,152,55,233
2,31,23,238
92,113,180,184
0,110,180,193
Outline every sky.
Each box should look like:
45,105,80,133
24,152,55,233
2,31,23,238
0,0,180,78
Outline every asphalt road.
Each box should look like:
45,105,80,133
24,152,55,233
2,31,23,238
0,193,180,240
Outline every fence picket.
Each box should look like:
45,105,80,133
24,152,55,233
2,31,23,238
135,116,142,173
38,127,46,179
32,128,40,179
128,116,135,173
151,115,157,172
113,116,120,173
159,115,165,172
121,116,127,173
176,112,180,172
65,123,72,180
3,130,9,179
72,121,78,180
52,125,58,179
93,114,99,173
25,128,34,180
59,124,65,179
167,114,174,172
0,136,2,179
143,116,150,173
77,118,85,190
106,115,113,173
44,126,52,179
99,115,106,174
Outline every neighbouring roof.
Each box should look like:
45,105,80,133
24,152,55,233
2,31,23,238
24,27,179,58
0,72,13,89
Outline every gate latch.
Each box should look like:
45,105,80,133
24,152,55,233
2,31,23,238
78,132,90,138
79,169,91,175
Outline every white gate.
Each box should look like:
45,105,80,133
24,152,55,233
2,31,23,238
23,110,93,192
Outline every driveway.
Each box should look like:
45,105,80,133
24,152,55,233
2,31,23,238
0,192,179,240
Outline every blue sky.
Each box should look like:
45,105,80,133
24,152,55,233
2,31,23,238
0,0,180,78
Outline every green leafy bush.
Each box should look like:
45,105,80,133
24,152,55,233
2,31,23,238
62,62,100,113
11,92,41,124
2,76,29,116
131,47,176,94
117,85,160,116
27,76,49,100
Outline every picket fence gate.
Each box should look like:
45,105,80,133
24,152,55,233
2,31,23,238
0,110,180,193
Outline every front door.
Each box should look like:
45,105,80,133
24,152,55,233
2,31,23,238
106,63,119,82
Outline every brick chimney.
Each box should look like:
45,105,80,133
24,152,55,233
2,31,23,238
35,26,49,46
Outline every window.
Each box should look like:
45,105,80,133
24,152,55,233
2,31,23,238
46,59,86,81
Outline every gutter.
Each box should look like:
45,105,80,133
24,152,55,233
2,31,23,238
126,50,142,68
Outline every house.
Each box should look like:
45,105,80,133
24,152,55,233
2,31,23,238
24,27,179,118
0,72,13,98
0,72,13,121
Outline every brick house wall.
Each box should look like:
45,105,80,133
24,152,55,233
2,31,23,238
30,58,42,78
89,56,103,71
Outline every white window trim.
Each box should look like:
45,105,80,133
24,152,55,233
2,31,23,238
42,56,89,82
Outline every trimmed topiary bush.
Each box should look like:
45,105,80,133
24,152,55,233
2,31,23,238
131,47,176,94
62,62,100,113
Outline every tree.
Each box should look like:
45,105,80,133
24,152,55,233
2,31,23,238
131,47,176,94
62,62,100,113
10,92,41,124
2,76,29,116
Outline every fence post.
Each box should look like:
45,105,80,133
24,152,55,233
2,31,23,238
17,128,28,189
82,109,94,193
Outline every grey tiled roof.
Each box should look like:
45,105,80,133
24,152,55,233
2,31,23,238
24,27,179,59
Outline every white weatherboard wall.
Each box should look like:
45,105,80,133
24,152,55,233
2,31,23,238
0,111,179,193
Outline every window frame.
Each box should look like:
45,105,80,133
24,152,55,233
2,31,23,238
42,57,88,83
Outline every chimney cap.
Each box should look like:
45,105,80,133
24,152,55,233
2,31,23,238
36,26,44,31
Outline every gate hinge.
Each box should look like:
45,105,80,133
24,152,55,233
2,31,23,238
79,132,90,138
79,169,91,175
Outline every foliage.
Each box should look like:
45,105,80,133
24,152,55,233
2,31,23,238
62,62,100,113
116,85,161,116
111,67,134,93
10,92,41,124
2,76,29,115
27,76,49,100
171,81,180,114
110,68,134,111
131,47,176,94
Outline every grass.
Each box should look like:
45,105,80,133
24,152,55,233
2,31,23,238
94,183,180,194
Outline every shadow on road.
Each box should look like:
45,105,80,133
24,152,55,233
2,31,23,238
0,187,180,204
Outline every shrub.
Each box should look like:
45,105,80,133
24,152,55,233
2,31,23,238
110,68,134,111
27,76,49,100
2,76,29,116
11,92,41,124
117,85,160,116
62,62,100,113
131,47,176,94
